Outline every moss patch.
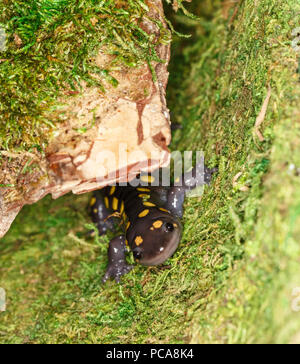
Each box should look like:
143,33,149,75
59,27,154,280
0,0,187,152
0,0,300,343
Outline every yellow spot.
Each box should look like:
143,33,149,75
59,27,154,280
90,197,96,206
140,175,155,184
135,236,143,246
138,194,150,199
125,239,129,247
159,208,170,213
137,188,151,192
104,197,109,209
174,223,178,228
150,227,154,231
93,208,98,214
109,186,116,195
138,209,149,218
119,201,124,214
175,177,180,184
112,197,118,211
143,201,155,207
153,220,163,229
126,221,130,231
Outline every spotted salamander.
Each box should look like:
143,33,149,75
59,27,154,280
90,163,217,282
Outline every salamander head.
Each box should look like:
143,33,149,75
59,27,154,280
128,211,182,266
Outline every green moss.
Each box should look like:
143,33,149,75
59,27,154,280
0,0,187,152
1,0,300,343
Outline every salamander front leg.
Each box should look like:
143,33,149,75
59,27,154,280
102,235,133,283
183,163,218,190
165,164,218,219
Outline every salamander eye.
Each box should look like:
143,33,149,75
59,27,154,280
165,222,174,232
133,248,143,260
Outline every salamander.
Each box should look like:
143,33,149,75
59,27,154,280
90,162,217,282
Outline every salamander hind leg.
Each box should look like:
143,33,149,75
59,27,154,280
89,192,116,236
102,235,133,283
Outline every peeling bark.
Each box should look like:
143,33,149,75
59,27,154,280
0,0,171,238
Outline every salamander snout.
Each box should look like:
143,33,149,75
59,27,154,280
131,216,182,266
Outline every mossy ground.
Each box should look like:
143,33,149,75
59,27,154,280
0,0,181,152
1,0,300,343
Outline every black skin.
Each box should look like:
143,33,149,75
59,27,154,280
102,236,133,283
90,163,217,283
